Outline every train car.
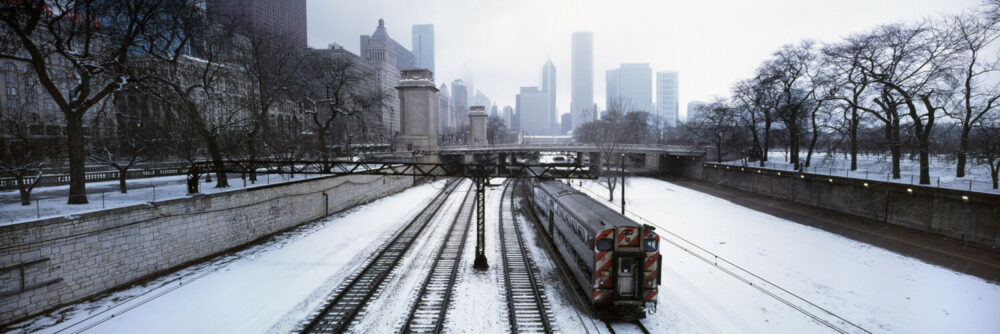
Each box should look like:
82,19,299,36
528,180,661,318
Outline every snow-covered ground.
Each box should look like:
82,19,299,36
723,152,999,193
6,180,445,334
572,178,1000,333
10,176,998,333
0,173,319,226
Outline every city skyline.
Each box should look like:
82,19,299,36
306,0,980,122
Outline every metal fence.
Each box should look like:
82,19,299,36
0,167,187,191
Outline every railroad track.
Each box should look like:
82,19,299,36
603,320,650,334
300,179,462,334
399,181,476,333
499,179,556,333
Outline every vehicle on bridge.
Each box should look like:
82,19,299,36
528,180,661,318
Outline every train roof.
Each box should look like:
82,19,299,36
536,181,640,233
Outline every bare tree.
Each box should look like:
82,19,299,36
574,98,633,201
86,97,158,193
685,98,738,163
972,118,1000,188
0,0,196,203
300,50,387,170
825,40,874,170
762,41,818,170
947,13,1000,178
0,95,45,205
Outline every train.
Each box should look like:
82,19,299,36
526,179,661,318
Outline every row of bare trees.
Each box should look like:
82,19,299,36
684,4,1000,188
0,0,390,205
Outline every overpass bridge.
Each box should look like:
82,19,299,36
433,143,708,157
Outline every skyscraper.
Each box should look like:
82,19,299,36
541,60,557,134
361,19,401,139
606,63,653,113
451,79,468,128
438,83,450,134
503,106,513,128
206,0,307,49
657,71,679,127
412,24,435,74
571,32,593,131
517,87,549,135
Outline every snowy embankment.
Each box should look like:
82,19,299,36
573,178,1000,334
0,173,317,226
723,152,998,193
7,181,445,334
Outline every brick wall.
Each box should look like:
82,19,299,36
0,174,413,325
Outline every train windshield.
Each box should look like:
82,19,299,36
596,239,613,251
643,238,658,252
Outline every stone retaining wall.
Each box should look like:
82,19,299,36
0,174,413,325
688,162,1000,248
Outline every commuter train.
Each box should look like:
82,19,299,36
527,180,661,318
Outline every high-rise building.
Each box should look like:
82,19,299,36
474,90,491,113
491,104,499,118
657,71,679,127
451,79,468,128
438,83,450,134
392,40,415,70
206,0,307,49
361,19,401,140
503,106,514,128
412,24,435,74
606,63,653,114
561,113,573,134
517,87,549,135
571,32,593,131
541,60,557,134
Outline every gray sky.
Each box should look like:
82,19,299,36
308,0,984,120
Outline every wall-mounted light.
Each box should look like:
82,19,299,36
757,170,761,174
961,195,969,203
777,172,782,176
800,175,805,179
741,168,745,171
726,166,730,170
863,182,869,188
828,178,834,183
906,188,913,195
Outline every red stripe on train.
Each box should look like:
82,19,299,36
644,291,658,301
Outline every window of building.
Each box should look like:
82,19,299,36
7,87,16,95
7,99,17,108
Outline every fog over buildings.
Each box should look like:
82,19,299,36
308,0,979,124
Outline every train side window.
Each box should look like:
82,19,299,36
596,239,613,251
643,238,658,252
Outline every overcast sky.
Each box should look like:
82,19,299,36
308,0,985,120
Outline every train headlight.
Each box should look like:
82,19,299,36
644,272,652,278
601,270,611,278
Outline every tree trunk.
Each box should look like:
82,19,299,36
957,127,970,178
66,113,88,204
889,119,901,179
762,121,772,163
918,140,930,184
850,107,859,171
118,167,128,193
17,176,30,206
790,129,800,170
205,135,229,188
806,131,818,168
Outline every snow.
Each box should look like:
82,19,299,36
6,180,445,334
10,176,998,333
572,177,1000,333
723,152,1000,193
0,173,321,226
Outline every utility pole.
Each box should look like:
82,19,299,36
621,153,625,214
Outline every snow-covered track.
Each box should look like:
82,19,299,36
300,179,462,334
399,182,476,333
603,320,650,334
500,180,557,333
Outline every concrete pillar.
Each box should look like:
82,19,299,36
468,105,488,146
397,69,439,151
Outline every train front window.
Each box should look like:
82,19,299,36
643,239,658,252
596,239,613,251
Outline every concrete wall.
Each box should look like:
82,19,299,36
689,162,1000,248
0,174,413,325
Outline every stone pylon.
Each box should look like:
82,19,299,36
468,105,488,146
397,69,439,151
